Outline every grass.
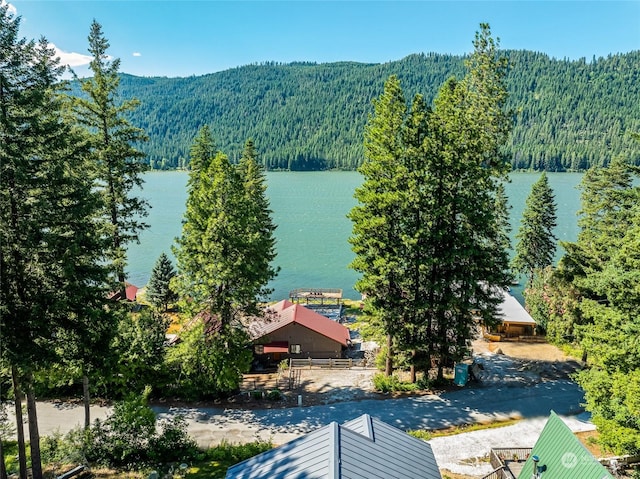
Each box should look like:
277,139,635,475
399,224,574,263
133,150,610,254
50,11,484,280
408,417,523,441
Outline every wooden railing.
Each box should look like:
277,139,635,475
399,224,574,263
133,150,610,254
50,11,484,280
480,466,510,479
289,358,366,369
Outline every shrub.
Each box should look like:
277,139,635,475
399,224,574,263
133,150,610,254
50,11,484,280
266,389,282,401
40,428,87,466
84,387,198,470
372,373,418,393
205,439,272,463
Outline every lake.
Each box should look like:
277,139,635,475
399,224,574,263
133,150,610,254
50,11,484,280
127,171,583,301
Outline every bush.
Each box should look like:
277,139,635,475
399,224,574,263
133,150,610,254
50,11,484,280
41,428,87,466
84,387,198,470
372,373,418,393
266,389,282,401
205,439,272,463
407,429,433,441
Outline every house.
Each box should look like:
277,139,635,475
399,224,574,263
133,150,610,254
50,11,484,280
488,411,614,479
517,411,613,479
484,290,537,340
225,413,442,479
107,282,139,302
252,302,351,363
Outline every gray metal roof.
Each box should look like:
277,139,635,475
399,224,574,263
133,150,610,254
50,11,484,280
225,414,442,478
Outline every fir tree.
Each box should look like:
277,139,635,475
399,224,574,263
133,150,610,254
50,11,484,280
73,20,149,297
349,24,513,380
511,172,558,286
0,8,108,477
173,129,278,395
146,252,177,311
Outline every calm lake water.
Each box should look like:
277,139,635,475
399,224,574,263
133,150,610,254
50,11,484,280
127,171,583,301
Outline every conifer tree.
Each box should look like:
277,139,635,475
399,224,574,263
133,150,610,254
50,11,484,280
73,20,149,297
511,172,558,286
146,252,177,311
349,24,513,380
173,129,278,395
349,75,408,376
1,8,108,477
554,157,640,454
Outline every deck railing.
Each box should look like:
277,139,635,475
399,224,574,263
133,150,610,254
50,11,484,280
289,358,366,369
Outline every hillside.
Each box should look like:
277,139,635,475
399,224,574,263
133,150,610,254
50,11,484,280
114,50,640,171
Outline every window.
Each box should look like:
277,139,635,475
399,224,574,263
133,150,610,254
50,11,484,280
254,345,264,354
289,344,301,354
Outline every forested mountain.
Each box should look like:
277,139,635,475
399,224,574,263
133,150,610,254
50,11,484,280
112,50,640,171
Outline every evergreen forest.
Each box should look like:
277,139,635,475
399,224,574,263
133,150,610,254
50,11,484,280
110,50,640,171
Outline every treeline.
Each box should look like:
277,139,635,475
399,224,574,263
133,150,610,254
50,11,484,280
110,50,640,171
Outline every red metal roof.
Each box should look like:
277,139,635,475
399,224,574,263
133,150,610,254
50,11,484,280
267,299,294,313
258,303,350,347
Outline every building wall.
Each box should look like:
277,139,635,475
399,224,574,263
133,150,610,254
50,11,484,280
266,323,343,358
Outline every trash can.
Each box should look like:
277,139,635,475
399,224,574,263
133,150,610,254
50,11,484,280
454,363,469,386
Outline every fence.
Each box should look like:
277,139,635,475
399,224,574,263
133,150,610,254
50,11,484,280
289,358,366,369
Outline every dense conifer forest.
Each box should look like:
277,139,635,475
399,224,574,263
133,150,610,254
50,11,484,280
113,50,640,171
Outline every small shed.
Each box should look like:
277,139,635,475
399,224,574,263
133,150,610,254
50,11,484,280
518,411,614,479
225,413,442,479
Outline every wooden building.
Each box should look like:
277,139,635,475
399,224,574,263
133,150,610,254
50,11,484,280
252,301,351,363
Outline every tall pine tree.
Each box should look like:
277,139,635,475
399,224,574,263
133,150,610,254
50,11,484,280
172,129,278,396
511,172,558,286
349,24,513,380
73,20,149,297
1,8,109,477
554,157,640,454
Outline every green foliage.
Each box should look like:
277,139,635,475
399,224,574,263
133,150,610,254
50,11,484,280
109,309,171,398
73,20,149,291
552,156,640,454
204,439,272,465
40,428,87,466
165,319,252,399
146,252,178,311
266,389,282,401
372,373,418,393
407,430,433,441
511,172,558,286
102,50,640,172
349,24,513,380
84,387,198,469
174,130,278,323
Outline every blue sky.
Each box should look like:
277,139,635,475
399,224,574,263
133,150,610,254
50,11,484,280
5,1,640,78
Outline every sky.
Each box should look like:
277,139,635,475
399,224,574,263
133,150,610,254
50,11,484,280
4,0,640,78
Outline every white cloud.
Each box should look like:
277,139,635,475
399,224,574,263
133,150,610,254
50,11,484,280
1,0,18,16
49,43,92,67
132,52,142,57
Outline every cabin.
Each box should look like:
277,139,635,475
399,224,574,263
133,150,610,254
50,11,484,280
484,290,537,341
251,301,351,366
225,413,442,479
488,411,614,478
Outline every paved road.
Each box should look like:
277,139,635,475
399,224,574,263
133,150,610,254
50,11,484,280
35,378,585,449
157,379,585,447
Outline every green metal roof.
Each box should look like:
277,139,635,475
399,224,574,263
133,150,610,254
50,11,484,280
518,411,613,479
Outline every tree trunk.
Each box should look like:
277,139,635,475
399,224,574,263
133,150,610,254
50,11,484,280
83,374,91,429
0,435,8,479
11,367,27,479
409,349,416,383
25,376,43,479
385,334,393,377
